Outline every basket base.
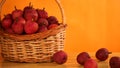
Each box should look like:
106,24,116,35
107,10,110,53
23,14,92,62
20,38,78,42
3,56,53,63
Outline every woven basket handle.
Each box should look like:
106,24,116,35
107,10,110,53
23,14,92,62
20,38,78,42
55,0,65,24
0,0,6,20
0,0,65,24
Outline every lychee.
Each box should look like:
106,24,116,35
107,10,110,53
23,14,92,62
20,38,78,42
77,52,90,65
52,50,67,64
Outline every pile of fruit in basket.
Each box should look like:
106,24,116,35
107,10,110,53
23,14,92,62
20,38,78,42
0,3,60,35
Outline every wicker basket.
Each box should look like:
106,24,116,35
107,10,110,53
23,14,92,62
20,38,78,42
0,0,67,62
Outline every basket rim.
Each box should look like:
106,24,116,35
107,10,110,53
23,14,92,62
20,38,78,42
0,24,67,41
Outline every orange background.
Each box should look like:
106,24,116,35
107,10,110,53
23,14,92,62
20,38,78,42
0,0,120,53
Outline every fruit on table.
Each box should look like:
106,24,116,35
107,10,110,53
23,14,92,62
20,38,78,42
95,48,111,61
24,20,39,34
12,6,23,20
109,56,120,68
84,58,98,68
52,50,67,64
76,52,91,65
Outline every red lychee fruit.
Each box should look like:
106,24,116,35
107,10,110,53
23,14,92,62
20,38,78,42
4,14,12,19
12,17,25,34
95,48,111,61
23,2,33,13
47,16,59,25
84,58,98,68
37,18,48,26
24,20,39,34
12,21,24,35
12,6,23,20
38,25,48,32
15,17,26,24
36,8,48,18
109,56,120,68
5,28,14,34
53,50,67,64
1,18,12,29
77,52,91,65
23,4,38,21
48,23,59,30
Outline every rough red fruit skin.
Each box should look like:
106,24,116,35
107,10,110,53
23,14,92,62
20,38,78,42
48,24,58,30
4,14,12,19
16,17,26,24
24,8,38,21
37,18,48,26
53,50,67,64
12,7,23,20
5,28,14,34
23,4,33,13
109,56,120,68
11,17,26,34
95,48,110,61
1,18,12,29
24,20,39,34
38,25,48,32
12,22,24,35
77,52,90,65
84,58,98,68
37,8,48,18
47,16,59,25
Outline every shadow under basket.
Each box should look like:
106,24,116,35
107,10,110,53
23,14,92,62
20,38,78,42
0,24,67,63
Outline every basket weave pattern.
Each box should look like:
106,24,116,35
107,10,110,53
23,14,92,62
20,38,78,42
0,31,65,62
0,0,66,62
